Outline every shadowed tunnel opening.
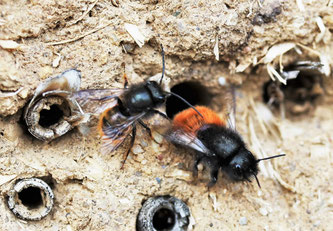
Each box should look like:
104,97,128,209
166,81,212,118
153,208,176,230
38,104,64,127
18,187,43,209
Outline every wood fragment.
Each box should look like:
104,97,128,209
213,36,219,61
45,22,112,46
124,23,145,47
69,0,99,25
296,0,305,11
0,88,23,98
315,17,326,43
0,40,23,50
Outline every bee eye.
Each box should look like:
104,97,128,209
234,164,242,176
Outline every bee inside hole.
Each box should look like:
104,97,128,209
152,208,176,230
166,81,212,118
39,104,64,127
18,187,43,209
262,61,325,115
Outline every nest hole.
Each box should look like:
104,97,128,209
153,208,176,230
166,81,211,118
137,196,190,231
39,104,64,127
262,62,324,115
18,187,43,209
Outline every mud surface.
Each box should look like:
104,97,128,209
1,0,333,230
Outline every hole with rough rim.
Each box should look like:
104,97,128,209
38,104,64,127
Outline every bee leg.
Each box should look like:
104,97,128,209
193,154,204,178
123,73,129,89
207,168,219,188
122,63,129,89
207,158,220,188
138,119,152,138
120,124,136,169
152,109,170,121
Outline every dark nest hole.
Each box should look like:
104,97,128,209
38,104,64,127
136,196,190,231
166,81,212,118
153,208,176,230
18,187,43,209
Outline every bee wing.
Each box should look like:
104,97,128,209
72,88,125,114
100,111,146,154
227,85,237,130
166,129,215,157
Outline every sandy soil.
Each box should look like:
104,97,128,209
0,0,333,230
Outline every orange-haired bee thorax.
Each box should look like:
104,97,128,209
172,106,226,134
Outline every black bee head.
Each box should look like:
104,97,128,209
146,81,166,104
224,147,258,183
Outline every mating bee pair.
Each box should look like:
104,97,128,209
69,45,285,188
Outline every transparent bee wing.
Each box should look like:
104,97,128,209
166,129,214,157
226,85,237,130
73,88,125,114
100,109,145,154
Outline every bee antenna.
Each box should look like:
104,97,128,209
165,91,203,118
257,154,286,162
159,44,165,85
253,173,261,188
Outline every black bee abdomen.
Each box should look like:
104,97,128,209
197,124,245,160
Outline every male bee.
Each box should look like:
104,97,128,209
73,46,202,168
166,106,285,187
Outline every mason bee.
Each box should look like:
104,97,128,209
73,45,201,168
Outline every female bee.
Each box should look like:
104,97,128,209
73,46,202,168
166,106,285,187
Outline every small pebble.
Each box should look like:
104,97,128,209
132,145,144,154
38,66,53,79
313,221,321,227
134,171,142,177
141,141,148,147
177,163,185,169
218,77,227,86
136,154,144,162
197,163,204,171
259,207,268,216
155,177,162,184
141,159,147,165
152,131,163,144
257,190,263,197
52,54,61,67
18,88,29,99
239,217,248,226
